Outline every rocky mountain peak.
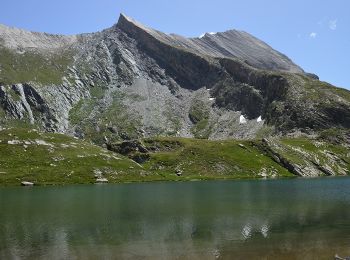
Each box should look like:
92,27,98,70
116,13,303,73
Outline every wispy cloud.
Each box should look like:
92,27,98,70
309,32,317,38
329,19,337,30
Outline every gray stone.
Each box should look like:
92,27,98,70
21,181,34,186
95,178,108,183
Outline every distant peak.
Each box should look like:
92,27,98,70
117,13,149,32
118,13,132,23
199,32,217,38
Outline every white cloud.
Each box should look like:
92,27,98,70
309,32,317,38
329,19,337,30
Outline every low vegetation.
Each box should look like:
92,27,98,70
0,126,349,186
0,47,73,85
0,127,140,185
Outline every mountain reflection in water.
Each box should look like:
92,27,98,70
1,177,350,259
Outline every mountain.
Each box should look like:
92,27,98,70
0,14,350,184
0,13,349,144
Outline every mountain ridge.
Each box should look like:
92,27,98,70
116,14,304,73
0,14,350,184
0,13,349,142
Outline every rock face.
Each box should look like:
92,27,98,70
0,14,349,141
117,14,304,73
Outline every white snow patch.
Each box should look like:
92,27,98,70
209,97,215,101
257,116,262,122
239,115,247,124
199,32,217,38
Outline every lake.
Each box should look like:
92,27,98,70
1,177,350,259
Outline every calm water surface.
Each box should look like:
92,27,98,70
1,177,350,259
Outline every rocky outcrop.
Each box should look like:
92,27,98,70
0,82,88,132
259,137,349,177
107,140,150,163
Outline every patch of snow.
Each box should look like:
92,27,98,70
199,32,217,38
209,97,215,101
239,115,247,124
257,116,262,122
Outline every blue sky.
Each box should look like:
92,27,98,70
1,0,349,88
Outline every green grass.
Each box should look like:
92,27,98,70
0,47,74,85
1,127,348,186
297,75,350,103
140,137,293,179
0,127,141,186
189,99,209,124
69,91,142,144
189,99,212,138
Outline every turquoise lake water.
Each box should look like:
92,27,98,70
1,177,350,259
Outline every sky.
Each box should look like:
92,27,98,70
1,0,349,89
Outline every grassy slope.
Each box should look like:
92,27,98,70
0,128,142,185
0,128,349,186
0,47,73,85
141,137,293,180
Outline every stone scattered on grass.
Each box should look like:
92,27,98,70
175,168,183,176
8,140,21,145
95,178,108,184
35,139,54,147
21,181,34,186
93,169,103,178
238,143,246,149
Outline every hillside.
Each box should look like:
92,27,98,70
0,127,349,185
0,14,349,185
0,14,349,142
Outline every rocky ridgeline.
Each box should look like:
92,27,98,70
0,14,349,142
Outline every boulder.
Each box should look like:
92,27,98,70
21,181,34,186
95,178,108,184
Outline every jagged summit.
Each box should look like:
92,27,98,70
0,14,304,73
116,13,303,73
